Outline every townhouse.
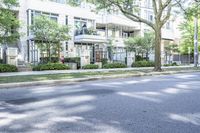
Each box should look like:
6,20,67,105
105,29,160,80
1,0,177,67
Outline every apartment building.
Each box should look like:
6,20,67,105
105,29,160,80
3,0,177,67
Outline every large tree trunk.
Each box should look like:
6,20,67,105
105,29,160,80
153,28,162,71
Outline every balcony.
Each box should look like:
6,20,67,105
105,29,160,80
74,28,107,44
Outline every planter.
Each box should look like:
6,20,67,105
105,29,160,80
65,63,77,70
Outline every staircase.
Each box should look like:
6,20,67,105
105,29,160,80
17,60,32,72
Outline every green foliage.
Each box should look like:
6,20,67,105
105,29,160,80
135,55,144,61
82,64,99,69
0,0,20,44
0,64,18,72
64,57,81,69
163,62,178,66
32,63,70,71
103,63,127,69
125,32,155,59
101,58,108,66
164,43,179,55
0,59,3,64
30,15,70,59
132,60,155,67
179,19,200,54
40,57,59,64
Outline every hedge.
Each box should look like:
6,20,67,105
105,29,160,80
0,59,3,64
132,60,155,67
82,64,99,69
101,58,108,66
0,64,18,72
103,63,127,69
163,62,178,66
40,57,59,64
33,63,70,71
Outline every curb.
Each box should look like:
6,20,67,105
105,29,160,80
0,70,199,89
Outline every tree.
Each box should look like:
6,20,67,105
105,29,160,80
124,36,143,56
143,32,155,60
86,0,183,71
164,43,179,63
179,19,200,54
30,16,70,61
124,32,155,61
0,0,20,44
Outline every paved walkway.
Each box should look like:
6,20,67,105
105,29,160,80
0,65,193,77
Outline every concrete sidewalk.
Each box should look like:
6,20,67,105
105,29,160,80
0,65,193,77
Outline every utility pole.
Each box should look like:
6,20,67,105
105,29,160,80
194,16,198,67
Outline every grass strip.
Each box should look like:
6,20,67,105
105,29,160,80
0,67,200,84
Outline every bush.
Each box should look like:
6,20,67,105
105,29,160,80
64,57,81,69
40,57,59,64
163,62,179,66
82,64,99,69
103,63,127,69
135,55,144,61
0,64,18,72
0,59,3,64
33,63,70,71
132,60,155,67
101,58,108,66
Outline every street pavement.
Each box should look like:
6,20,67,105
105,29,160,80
0,72,200,133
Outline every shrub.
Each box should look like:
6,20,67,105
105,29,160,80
163,62,179,66
103,63,127,69
0,64,18,72
132,60,155,67
64,57,81,69
33,63,70,71
0,59,3,64
135,55,144,61
101,58,108,66
40,57,59,64
82,64,99,69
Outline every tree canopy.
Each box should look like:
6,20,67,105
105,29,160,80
30,15,70,60
83,0,185,71
0,0,20,44
125,32,155,60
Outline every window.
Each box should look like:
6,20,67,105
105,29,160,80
66,16,68,25
30,10,59,24
166,22,171,29
65,42,68,51
49,0,66,4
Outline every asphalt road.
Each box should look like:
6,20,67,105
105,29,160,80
0,72,200,133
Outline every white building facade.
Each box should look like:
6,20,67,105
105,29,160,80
10,0,177,67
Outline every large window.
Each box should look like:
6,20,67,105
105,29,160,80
74,17,94,30
49,0,66,4
30,10,59,25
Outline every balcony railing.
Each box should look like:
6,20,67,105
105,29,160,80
74,28,107,43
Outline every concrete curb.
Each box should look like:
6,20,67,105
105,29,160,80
0,70,199,89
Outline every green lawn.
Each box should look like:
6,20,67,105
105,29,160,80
0,67,200,84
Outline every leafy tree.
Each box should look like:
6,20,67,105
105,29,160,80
164,43,179,63
143,32,155,60
85,0,184,71
0,0,20,44
30,15,70,61
178,2,200,55
125,32,155,60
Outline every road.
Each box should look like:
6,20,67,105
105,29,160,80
0,72,200,133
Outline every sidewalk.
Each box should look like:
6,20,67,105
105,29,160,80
0,65,193,77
